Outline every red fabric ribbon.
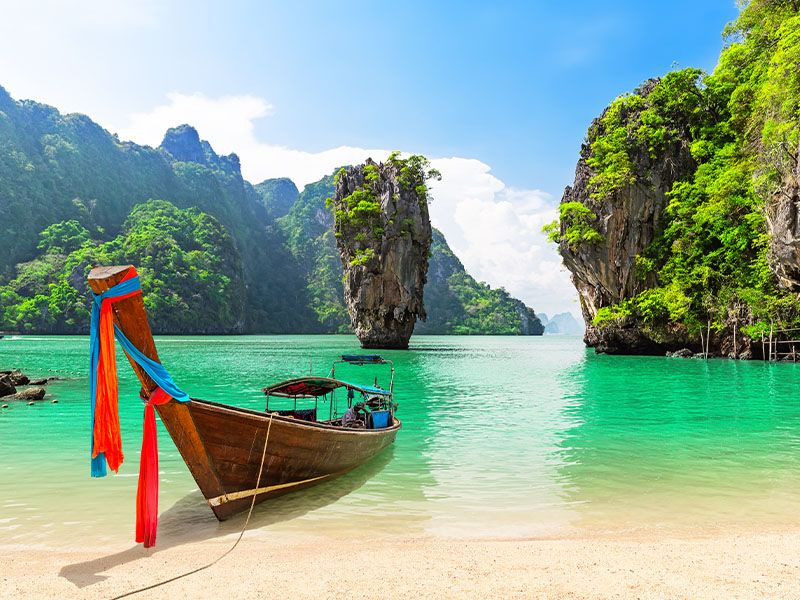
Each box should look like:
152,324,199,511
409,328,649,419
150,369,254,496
92,267,140,473
135,387,172,548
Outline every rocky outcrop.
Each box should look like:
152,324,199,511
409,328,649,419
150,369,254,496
517,306,545,335
333,157,433,349
159,124,241,174
1,370,30,385
767,141,800,290
557,79,696,354
0,374,16,397
29,377,60,385
7,387,46,401
667,348,694,358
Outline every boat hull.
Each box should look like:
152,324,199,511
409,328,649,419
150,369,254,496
156,398,400,520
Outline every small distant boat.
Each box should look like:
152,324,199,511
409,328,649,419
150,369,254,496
88,266,400,522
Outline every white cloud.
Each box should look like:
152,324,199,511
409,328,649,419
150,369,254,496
119,92,275,156
111,92,579,318
427,159,579,318
1,0,161,31
116,92,387,188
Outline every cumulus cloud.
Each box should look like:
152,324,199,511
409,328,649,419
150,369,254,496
116,91,383,188
111,92,579,317
427,159,578,317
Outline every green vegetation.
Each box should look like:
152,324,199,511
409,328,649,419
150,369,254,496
544,202,604,248
277,173,351,333
553,1,800,338
386,151,442,205
331,153,441,266
0,89,544,336
0,200,245,333
0,91,285,332
587,69,707,200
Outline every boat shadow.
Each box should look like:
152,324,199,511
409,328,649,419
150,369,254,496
59,447,395,589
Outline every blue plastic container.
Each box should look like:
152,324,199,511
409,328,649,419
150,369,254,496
371,410,390,429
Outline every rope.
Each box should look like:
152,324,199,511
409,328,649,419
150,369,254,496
109,413,274,600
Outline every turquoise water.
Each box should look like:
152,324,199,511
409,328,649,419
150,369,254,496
2,334,800,548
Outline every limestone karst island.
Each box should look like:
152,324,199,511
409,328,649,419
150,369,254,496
3,2,800,599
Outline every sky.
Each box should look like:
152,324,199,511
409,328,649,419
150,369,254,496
0,0,739,318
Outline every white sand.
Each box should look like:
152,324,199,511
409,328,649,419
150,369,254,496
3,530,800,599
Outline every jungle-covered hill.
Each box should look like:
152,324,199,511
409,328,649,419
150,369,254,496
548,0,800,357
0,86,543,335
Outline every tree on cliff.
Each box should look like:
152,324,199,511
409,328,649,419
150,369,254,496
331,153,440,349
547,1,800,355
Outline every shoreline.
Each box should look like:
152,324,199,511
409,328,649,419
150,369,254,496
3,529,799,599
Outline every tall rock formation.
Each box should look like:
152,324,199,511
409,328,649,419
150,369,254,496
556,79,697,354
332,155,436,348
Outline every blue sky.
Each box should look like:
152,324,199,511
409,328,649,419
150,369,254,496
0,0,740,316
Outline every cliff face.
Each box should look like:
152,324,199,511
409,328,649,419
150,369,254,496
558,80,696,354
333,157,433,349
768,142,800,291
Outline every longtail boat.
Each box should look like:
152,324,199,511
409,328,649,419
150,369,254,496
87,265,400,546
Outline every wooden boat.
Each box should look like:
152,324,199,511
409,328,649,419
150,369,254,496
88,265,401,521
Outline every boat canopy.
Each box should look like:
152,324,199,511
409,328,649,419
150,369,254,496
339,354,387,364
262,376,391,398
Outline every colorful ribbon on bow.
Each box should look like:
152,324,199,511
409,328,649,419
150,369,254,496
89,267,189,547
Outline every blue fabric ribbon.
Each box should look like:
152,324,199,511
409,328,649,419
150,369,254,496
90,275,188,477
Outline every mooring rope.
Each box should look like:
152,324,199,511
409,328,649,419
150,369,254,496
109,413,274,600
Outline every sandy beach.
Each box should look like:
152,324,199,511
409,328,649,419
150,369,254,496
3,530,800,599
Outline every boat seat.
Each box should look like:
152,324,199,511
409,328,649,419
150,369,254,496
274,408,317,422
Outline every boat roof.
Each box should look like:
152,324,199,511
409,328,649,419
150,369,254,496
262,376,391,398
338,354,389,364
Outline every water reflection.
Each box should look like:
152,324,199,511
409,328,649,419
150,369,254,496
413,336,586,537
556,353,800,532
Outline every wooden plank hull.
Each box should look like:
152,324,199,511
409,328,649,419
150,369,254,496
157,398,400,520
87,265,400,523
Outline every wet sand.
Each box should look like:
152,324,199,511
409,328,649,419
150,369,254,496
3,530,800,599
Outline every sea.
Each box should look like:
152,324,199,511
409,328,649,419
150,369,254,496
2,334,800,549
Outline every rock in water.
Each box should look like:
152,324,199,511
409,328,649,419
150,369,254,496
332,154,439,349
8,387,45,401
0,375,16,398
1,369,30,385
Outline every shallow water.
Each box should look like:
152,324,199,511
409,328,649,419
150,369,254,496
2,334,800,548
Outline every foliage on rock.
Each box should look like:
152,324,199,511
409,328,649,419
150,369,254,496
331,154,438,348
552,1,800,348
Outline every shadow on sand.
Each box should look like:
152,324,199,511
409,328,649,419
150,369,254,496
59,447,395,589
